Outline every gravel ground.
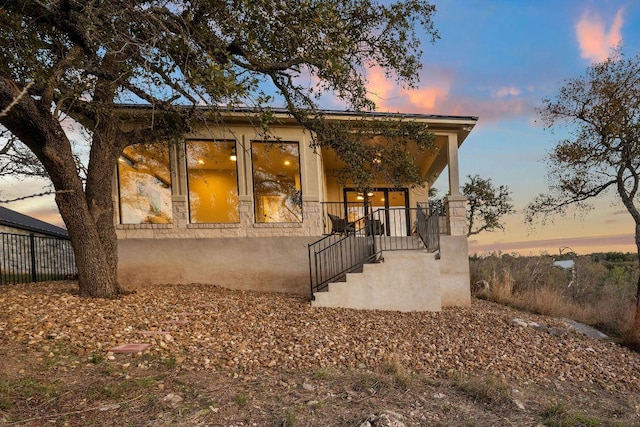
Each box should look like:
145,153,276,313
1,281,638,393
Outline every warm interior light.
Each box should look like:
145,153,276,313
197,159,205,165
230,147,237,161
284,159,291,166
373,152,382,164
356,193,364,201
367,191,374,197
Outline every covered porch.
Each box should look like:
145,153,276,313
309,115,476,311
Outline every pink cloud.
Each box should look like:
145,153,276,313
575,7,624,63
365,66,533,121
406,87,449,110
366,66,453,113
367,67,397,102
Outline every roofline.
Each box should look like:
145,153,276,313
114,104,478,124
0,219,69,239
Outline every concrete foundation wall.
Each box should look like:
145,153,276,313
117,236,318,295
312,251,441,312
439,235,471,307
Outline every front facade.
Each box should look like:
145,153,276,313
114,108,477,310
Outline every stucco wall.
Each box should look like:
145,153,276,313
117,236,318,294
438,235,471,307
311,250,441,312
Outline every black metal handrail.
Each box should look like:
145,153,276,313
0,232,77,285
416,205,440,252
309,206,441,294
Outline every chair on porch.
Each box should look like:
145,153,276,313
328,213,356,235
365,218,385,236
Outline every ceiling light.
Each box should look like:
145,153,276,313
284,160,291,166
197,159,205,165
230,147,237,161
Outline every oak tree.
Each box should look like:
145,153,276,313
528,51,640,343
463,174,513,237
0,0,438,297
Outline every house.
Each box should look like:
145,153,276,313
0,205,69,238
0,206,75,284
114,107,477,311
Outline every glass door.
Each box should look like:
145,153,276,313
344,188,409,236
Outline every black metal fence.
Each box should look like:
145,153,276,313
309,206,440,294
0,232,77,285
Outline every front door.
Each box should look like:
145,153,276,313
344,188,409,236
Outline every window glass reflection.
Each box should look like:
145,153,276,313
252,142,302,223
186,140,239,223
118,143,172,224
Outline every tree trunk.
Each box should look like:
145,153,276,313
85,115,123,288
0,81,121,297
629,223,640,346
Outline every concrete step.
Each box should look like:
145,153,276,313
312,250,441,312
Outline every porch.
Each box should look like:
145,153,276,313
308,196,470,312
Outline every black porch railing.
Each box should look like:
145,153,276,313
0,232,77,285
309,206,440,294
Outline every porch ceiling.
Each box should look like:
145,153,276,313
322,134,454,186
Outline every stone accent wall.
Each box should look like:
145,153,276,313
116,199,324,239
444,195,467,237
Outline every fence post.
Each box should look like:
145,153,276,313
29,233,37,283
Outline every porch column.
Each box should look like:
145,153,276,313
447,133,460,196
170,140,189,227
445,134,467,236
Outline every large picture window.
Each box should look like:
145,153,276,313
118,143,172,224
186,140,239,223
252,141,302,223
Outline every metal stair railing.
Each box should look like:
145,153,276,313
416,205,440,252
308,213,377,294
309,206,441,295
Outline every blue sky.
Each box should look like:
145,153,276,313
366,0,640,255
2,0,640,256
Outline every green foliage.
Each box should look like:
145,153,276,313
0,377,63,410
530,49,640,338
0,1,440,297
88,352,104,365
282,408,298,427
310,115,436,190
463,174,514,236
313,367,332,379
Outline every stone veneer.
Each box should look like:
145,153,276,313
116,197,324,239
444,195,467,237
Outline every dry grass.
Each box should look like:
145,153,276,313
471,253,637,340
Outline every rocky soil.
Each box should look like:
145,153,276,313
1,281,639,426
